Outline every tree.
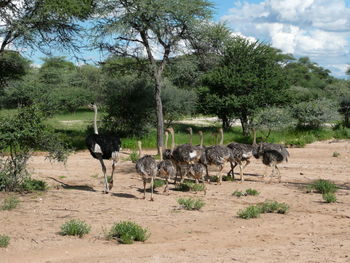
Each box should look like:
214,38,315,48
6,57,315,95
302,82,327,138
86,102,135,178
91,0,213,153
0,50,30,87
339,96,350,128
0,0,94,54
200,37,290,134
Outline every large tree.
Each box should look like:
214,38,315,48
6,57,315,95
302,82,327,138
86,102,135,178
200,37,291,135
0,0,94,54
91,0,213,152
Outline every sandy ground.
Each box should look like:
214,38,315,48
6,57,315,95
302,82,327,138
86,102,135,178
1,140,350,263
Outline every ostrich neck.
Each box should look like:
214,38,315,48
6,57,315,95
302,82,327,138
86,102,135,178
159,146,163,161
200,133,203,147
189,132,192,145
219,130,223,145
165,132,168,149
93,107,99,135
138,141,142,158
171,131,175,152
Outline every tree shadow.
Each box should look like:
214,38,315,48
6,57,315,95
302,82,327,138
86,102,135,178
48,177,96,192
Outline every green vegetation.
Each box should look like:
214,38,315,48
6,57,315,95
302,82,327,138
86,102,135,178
232,189,260,197
175,181,206,192
322,193,337,203
238,205,261,219
129,150,139,163
60,219,91,238
0,235,10,248
152,179,166,189
311,179,338,194
107,221,150,244
332,151,340,157
238,201,289,219
22,178,47,192
1,196,20,211
177,198,205,211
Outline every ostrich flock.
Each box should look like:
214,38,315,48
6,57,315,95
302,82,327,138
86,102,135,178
86,103,289,201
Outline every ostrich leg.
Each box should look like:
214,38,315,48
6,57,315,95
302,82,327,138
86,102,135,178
109,152,119,190
98,158,109,193
143,179,147,199
150,176,154,201
228,161,237,179
239,161,244,182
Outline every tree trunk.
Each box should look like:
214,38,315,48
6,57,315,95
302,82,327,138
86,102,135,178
154,74,164,155
240,115,249,136
345,113,350,128
221,115,230,130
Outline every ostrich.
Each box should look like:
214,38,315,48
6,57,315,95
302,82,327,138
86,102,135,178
86,103,121,193
227,142,256,182
253,142,290,183
200,128,231,184
167,127,202,183
187,163,207,195
187,127,193,145
135,141,157,201
158,146,176,194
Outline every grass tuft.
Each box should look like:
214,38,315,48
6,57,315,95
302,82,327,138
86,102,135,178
332,151,340,157
322,193,337,203
1,196,20,211
152,179,166,189
238,205,261,219
245,188,260,196
175,181,205,192
311,179,338,194
129,150,139,163
0,235,10,248
60,219,91,238
232,190,245,197
177,197,205,210
107,221,149,244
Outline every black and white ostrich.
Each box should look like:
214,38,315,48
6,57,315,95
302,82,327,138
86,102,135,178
135,141,157,201
200,128,231,184
253,142,290,183
227,142,256,182
158,145,176,194
86,103,121,193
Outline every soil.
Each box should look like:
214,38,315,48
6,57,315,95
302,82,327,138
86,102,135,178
1,140,350,263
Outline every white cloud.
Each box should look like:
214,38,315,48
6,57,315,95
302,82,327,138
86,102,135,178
221,0,350,77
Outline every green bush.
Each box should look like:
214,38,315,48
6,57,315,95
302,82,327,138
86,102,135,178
60,219,91,238
245,188,259,196
232,190,245,197
322,193,337,203
238,205,261,219
129,150,139,163
177,197,205,210
258,201,289,214
175,181,205,192
1,196,20,210
0,234,10,248
152,179,166,189
312,179,338,194
22,178,47,191
107,221,149,244
332,151,340,157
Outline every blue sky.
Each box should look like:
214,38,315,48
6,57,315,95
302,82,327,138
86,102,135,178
28,0,350,78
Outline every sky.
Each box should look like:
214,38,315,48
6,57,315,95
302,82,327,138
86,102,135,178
28,0,350,78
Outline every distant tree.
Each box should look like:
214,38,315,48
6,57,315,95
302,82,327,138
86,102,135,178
339,96,350,128
91,0,213,153
292,99,338,129
200,37,290,134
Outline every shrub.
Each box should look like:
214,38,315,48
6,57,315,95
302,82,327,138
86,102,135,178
1,196,20,210
175,181,205,192
292,99,338,129
152,179,166,189
129,150,139,163
60,219,91,238
238,205,261,219
312,179,338,194
107,221,149,244
332,151,340,157
222,175,234,181
322,193,337,203
177,197,205,210
232,190,245,197
0,235,10,248
257,201,289,214
245,188,259,196
22,178,47,191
